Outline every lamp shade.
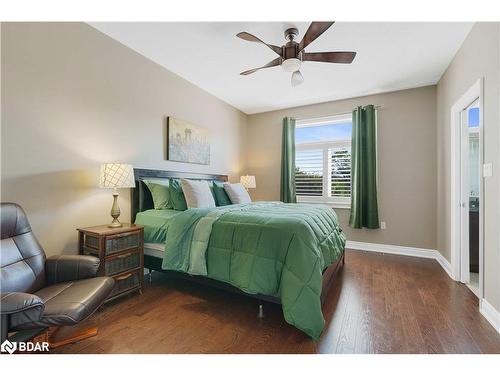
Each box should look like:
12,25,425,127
240,175,256,189
99,163,135,189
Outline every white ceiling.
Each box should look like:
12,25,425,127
90,22,473,114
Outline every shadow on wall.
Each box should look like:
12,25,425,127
2,169,97,210
1,169,128,255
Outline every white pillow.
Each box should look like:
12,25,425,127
180,179,216,209
223,183,251,204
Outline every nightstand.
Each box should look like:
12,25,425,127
77,224,144,302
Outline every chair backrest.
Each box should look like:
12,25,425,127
1,203,46,293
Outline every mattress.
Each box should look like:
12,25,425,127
144,242,165,258
134,208,180,244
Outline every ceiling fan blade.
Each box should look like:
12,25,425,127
237,32,283,56
240,57,282,76
298,22,335,52
303,51,356,64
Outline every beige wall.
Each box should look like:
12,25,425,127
246,86,437,250
436,22,500,310
1,22,247,256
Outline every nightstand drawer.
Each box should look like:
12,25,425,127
105,231,140,255
84,234,100,251
105,249,141,276
109,269,141,299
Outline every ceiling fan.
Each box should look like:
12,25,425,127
237,22,356,87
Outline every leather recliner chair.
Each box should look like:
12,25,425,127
0,202,115,348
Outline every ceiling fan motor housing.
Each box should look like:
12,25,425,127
283,28,302,61
282,43,302,72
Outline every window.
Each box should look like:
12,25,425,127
295,114,352,208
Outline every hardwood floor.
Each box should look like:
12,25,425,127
52,250,500,354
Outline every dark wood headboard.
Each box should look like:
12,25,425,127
130,168,228,222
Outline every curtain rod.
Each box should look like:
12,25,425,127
293,105,382,121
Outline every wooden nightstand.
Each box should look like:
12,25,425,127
77,224,144,302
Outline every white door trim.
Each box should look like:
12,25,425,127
450,78,484,299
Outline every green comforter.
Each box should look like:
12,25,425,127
135,209,180,243
161,202,345,340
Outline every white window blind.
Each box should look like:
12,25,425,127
294,114,352,208
329,146,351,198
295,148,323,196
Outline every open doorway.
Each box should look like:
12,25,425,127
450,79,483,299
462,98,480,295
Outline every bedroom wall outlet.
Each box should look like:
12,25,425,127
483,163,493,177
380,221,386,230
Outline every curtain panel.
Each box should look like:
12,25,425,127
280,117,297,203
349,105,380,229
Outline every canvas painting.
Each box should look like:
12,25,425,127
166,117,210,165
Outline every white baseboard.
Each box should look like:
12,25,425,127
345,240,453,278
434,251,453,279
479,299,500,334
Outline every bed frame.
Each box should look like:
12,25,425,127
131,168,345,306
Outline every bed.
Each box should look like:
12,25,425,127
131,168,346,340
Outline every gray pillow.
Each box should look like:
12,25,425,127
223,183,252,204
180,179,216,209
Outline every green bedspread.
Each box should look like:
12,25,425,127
161,202,346,340
135,209,180,243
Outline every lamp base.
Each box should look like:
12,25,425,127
109,192,123,228
108,220,123,228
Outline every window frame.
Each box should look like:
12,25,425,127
295,114,352,209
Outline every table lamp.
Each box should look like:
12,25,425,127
99,163,135,228
240,175,256,191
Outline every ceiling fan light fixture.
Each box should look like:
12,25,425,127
281,58,301,72
291,70,304,87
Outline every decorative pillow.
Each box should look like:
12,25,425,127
213,181,232,206
223,183,252,204
143,180,172,209
169,178,188,211
181,179,216,209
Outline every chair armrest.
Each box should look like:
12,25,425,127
46,255,101,284
1,292,44,316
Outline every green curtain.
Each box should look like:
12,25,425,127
349,105,379,229
280,117,297,203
